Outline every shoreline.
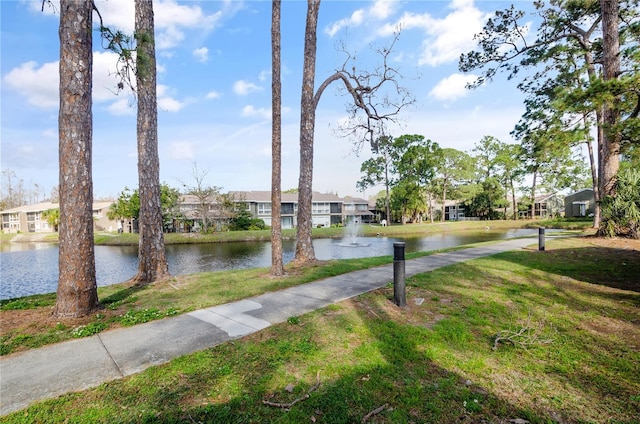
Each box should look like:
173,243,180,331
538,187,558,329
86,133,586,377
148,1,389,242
1,218,594,247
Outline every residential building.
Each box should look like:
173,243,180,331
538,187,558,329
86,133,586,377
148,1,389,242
229,191,298,230
174,194,234,232
518,193,564,219
564,188,595,218
1,201,116,233
2,191,376,234
342,196,374,224
443,200,466,221
230,191,346,229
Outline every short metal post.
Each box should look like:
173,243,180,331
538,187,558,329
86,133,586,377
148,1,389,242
538,227,545,251
393,242,406,307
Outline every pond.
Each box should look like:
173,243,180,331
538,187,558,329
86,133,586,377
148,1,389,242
0,228,542,300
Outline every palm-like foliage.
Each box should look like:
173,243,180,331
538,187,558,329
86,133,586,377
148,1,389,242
600,168,640,238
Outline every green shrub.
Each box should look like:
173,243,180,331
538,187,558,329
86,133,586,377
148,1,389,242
599,168,640,238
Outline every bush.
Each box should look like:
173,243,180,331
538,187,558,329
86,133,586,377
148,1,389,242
248,219,266,230
599,168,640,238
229,209,266,231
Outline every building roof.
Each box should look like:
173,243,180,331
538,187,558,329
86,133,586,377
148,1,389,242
565,188,594,198
229,191,344,203
534,193,561,203
341,196,369,204
1,201,113,214
1,202,58,214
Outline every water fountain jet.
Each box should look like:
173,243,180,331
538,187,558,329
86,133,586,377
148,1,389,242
338,219,370,247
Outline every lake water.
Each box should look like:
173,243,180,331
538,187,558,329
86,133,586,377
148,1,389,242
0,228,542,300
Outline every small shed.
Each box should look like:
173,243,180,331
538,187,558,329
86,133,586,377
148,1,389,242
564,188,595,218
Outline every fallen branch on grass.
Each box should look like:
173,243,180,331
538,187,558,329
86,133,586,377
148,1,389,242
262,371,321,410
493,311,554,351
361,403,389,423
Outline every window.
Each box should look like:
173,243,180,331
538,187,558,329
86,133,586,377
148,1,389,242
282,203,294,215
27,212,40,222
312,202,330,214
257,202,272,215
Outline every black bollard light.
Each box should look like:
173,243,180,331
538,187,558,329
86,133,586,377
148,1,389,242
538,227,545,251
393,242,406,307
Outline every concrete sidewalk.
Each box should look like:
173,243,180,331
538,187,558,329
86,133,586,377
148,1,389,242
0,237,537,415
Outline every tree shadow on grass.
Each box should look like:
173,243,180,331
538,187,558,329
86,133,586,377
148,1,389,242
403,258,640,422
11,295,558,424
505,245,640,293
8,243,639,423
98,285,148,311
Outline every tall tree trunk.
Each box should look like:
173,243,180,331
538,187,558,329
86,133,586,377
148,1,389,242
428,191,434,223
271,0,284,276
510,180,517,220
597,0,621,236
55,0,99,318
293,0,320,264
384,151,391,226
133,0,169,284
530,169,538,219
583,114,601,228
441,180,448,222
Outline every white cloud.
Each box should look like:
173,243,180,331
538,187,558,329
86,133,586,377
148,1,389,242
107,98,135,116
325,0,397,37
168,141,195,160
29,0,60,15
241,105,271,119
260,146,272,157
3,61,58,108
157,84,186,112
42,128,57,139
258,69,271,82
3,52,134,110
91,0,136,33
206,90,221,100
158,96,185,112
154,0,221,30
192,47,209,62
370,0,396,20
4,55,184,115
429,73,478,102
156,25,187,50
377,0,491,67
89,0,239,50
93,51,135,101
233,80,262,96
325,10,365,37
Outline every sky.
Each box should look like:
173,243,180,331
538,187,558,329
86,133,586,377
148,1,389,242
1,0,537,201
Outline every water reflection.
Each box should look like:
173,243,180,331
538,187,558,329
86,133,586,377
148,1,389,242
0,228,542,300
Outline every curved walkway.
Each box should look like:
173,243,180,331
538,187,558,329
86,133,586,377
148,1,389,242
0,237,538,415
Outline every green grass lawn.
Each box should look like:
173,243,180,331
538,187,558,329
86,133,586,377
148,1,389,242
1,235,638,423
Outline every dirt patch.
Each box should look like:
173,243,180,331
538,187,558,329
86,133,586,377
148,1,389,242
0,301,129,354
582,234,640,250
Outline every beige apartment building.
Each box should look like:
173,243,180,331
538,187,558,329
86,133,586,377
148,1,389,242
1,201,116,234
1,192,374,234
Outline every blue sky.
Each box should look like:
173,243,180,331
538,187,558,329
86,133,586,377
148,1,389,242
1,0,535,200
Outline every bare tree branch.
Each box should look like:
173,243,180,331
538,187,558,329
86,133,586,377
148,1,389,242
361,404,389,423
262,371,321,410
314,30,415,152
